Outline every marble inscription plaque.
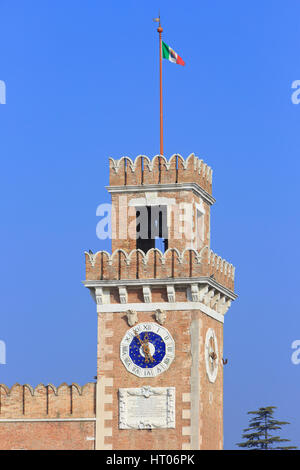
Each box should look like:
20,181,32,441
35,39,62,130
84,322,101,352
119,386,175,429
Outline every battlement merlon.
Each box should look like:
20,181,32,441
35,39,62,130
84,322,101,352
84,247,235,286
0,383,96,419
108,153,213,196
83,248,237,320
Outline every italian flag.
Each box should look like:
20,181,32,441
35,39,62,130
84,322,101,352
162,41,185,66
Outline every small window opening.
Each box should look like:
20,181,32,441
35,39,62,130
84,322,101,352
136,205,168,253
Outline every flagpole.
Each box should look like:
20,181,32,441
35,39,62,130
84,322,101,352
157,22,163,156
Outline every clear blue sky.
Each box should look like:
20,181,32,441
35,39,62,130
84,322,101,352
0,0,299,450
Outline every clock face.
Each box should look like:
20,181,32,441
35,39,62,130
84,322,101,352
205,328,218,383
120,322,175,378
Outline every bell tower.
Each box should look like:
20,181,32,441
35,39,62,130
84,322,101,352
84,153,236,450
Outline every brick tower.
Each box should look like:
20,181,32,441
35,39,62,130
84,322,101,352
84,153,236,450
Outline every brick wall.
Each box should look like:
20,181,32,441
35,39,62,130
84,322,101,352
109,190,211,253
0,421,95,450
0,383,96,450
97,308,223,450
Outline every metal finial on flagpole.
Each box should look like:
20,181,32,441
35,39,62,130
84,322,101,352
153,14,161,27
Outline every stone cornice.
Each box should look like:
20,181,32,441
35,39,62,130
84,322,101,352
106,182,216,206
97,301,224,323
83,276,237,301
95,302,225,324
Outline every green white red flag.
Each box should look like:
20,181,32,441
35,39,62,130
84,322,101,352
162,41,185,66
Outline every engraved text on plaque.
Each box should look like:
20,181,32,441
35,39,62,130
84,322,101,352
119,386,175,429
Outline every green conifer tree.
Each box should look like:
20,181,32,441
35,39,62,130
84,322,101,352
237,406,297,450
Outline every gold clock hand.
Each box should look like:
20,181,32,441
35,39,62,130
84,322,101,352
135,330,155,363
134,330,143,346
143,342,155,363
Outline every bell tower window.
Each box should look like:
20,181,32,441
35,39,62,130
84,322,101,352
136,205,168,253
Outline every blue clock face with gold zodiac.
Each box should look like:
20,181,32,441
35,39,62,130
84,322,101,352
120,322,175,378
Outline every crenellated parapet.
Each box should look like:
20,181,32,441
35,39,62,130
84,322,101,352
0,382,96,419
85,247,235,291
109,153,213,194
